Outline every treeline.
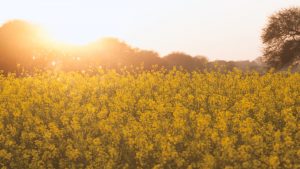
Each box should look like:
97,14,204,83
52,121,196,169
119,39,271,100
0,20,267,74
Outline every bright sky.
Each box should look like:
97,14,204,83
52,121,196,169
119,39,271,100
0,0,299,60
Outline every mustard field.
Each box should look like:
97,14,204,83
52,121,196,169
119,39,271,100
0,69,299,168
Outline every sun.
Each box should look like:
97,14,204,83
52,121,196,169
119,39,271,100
49,30,91,45
46,26,95,46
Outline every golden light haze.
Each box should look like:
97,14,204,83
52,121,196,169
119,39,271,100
0,0,299,60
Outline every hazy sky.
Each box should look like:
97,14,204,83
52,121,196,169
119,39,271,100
0,0,299,60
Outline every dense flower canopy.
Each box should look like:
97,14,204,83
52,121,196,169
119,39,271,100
0,69,299,168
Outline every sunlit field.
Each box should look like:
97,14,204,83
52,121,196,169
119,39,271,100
0,1,299,168
0,69,299,168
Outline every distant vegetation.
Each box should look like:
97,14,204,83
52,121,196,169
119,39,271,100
0,20,264,74
0,7,299,74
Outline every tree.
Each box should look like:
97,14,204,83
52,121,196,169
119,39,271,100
261,7,300,69
163,52,204,70
0,20,52,73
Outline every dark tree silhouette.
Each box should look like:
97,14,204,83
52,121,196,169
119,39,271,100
0,20,44,72
163,52,206,70
262,7,300,69
0,20,267,73
133,50,165,69
84,38,135,68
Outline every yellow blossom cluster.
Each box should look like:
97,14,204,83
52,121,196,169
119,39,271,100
0,68,299,168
